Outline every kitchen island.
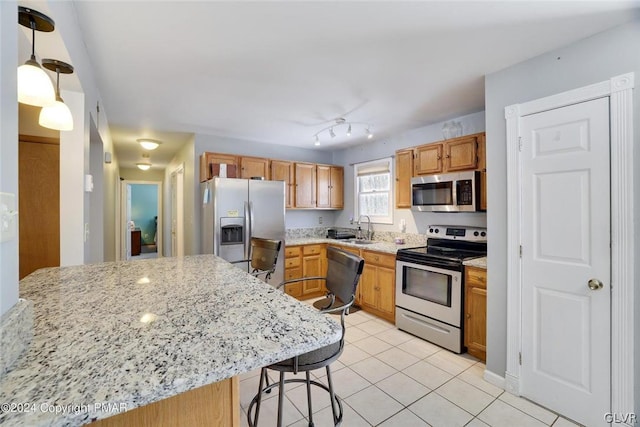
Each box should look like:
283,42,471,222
0,255,341,426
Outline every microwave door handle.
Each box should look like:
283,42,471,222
452,179,458,207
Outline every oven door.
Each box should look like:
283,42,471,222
395,260,462,327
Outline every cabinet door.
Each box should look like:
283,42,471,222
444,136,477,172
359,264,377,309
316,164,331,208
377,266,395,316
302,254,323,294
329,166,344,208
415,144,443,175
240,156,270,179
465,285,487,361
200,153,239,182
294,163,316,208
270,160,294,208
395,149,414,208
284,268,303,298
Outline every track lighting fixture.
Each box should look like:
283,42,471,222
17,7,56,107
312,118,373,146
39,59,74,131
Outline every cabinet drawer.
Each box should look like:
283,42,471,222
465,266,487,288
285,267,302,280
362,251,396,268
285,257,300,268
328,244,360,256
303,244,324,255
285,246,301,258
285,282,302,298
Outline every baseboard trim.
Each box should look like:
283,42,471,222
483,369,505,390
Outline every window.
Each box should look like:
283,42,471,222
354,157,393,224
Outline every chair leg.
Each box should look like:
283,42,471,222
326,365,339,425
249,368,267,426
306,371,314,427
277,371,285,427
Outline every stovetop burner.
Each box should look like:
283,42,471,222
396,227,487,268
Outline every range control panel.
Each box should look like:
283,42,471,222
426,225,487,241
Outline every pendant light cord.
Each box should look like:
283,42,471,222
29,18,37,60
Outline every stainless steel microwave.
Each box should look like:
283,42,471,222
411,171,482,212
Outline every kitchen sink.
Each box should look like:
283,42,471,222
346,239,375,245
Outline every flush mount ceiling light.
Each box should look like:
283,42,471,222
17,6,56,107
136,163,152,171
137,138,162,150
38,59,74,131
313,118,373,146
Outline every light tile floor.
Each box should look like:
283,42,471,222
239,302,582,427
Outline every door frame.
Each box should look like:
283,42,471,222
170,164,184,257
120,180,163,260
504,73,634,420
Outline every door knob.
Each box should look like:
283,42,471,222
588,279,604,290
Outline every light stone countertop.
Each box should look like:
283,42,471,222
0,255,341,427
463,256,487,269
286,237,420,254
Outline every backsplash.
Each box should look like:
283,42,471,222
285,227,426,246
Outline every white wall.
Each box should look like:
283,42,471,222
332,111,487,235
484,19,640,410
0,0,19,316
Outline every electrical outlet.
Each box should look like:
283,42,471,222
0,192,18,242
318,216,323,224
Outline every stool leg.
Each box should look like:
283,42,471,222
306,371,314,427
251,368,267,426
326,365,339,424
277,371,285,427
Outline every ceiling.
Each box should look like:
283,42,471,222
18,1,640,170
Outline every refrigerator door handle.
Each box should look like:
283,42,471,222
244,201,251,260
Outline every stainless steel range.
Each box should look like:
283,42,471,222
395,225,487,353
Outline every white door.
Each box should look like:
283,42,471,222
520,97,610,426
170,167,184,257
125,183,132,260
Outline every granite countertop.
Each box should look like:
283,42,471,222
286,237,418,254
463,256,487,269
0,255,341,427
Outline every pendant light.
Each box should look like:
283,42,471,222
17,7,56,107
39,59,74,131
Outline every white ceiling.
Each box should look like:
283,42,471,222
19,1,640,169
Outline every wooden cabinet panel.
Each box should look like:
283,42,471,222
271,160,294,208
239,156,270,179
445,136,477,171
285,246,301,258
302,244,324,256
464,266,487,362
395,149,413,208
302,254,323,294
294,163,316,208
285,257,300,268
327,244,360,256
199,153,239,182
357,250,396,323
317,165,344,209
415,144,443,175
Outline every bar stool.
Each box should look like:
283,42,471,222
247,246,365,427
231,237,282,281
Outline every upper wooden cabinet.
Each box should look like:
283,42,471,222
270,160,294,208
294,162,317,208
199,153,239,182
395,149,414,208
239,156,270,179
413,133,483,176
316,165,344,209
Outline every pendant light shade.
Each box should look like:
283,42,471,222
39,59,74,131
18,7,56,107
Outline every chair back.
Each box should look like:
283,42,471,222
250,237,282,274
325,246,365,306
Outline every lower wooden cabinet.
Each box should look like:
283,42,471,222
284,245,326,299
464,266,487,362
358,250,396,323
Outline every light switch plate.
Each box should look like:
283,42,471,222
0,192,18,242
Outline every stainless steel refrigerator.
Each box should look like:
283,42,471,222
201,177,285,287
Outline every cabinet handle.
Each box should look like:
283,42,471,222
446,154,451,158
466,314,471,319
437,155,441,160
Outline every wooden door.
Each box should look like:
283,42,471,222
464,266,487,361
302,254,323,294
329,166,343,208
294,163,316,208
395,149,413,208
240,156,269,179
316,164,331,208
200,153,238,182
377,266,395,316
19,137,60,279
414,144,442,175
520,97,610,426
270,160,294,208
359,264,377,309
444,136,477,171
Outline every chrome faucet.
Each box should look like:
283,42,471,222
357,215,372,240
